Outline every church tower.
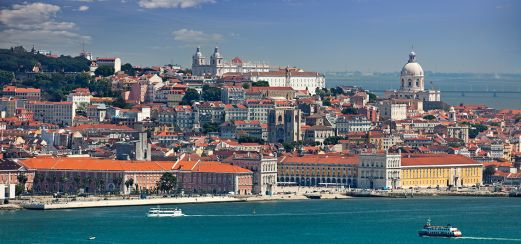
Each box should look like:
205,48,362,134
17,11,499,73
192,47,205,66
449,106,457,122
210,47,223,66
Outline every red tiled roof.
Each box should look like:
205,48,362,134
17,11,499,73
280,154,359,165
2,86,40,93
20,157,251,174
20,157,175,171
401,154,481,167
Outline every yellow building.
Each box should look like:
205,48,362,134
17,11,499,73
400,154,482,188
278,154,359,187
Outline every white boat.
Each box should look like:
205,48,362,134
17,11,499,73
418,218,462,238
147,207,184,217
88,236,96,240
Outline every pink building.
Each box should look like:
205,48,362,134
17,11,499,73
17,157,253,195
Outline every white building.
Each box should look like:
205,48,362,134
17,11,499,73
66,88,92,107
377,100,407,121
244,68,325,95
384,51,441,102
357,152,402,189
192,47,269,77
26,101,76,126
336,115,372,135
94,57,122,73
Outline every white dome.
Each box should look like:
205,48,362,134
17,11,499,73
401,62,423,77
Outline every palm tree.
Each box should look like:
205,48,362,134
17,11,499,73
112,176,123,195
59,175,67,193
124,178,134,194
74,174,81,193
33,173,43,193
50,174,57,193
85,176,92,193
95,178,105,195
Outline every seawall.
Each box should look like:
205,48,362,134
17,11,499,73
22,196,244,210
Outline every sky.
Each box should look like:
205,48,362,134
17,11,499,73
0,0,520,73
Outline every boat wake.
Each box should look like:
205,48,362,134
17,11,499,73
459,236,521,242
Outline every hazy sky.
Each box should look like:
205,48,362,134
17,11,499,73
1,0,520,73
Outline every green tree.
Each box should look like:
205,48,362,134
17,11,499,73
88,78,116,97
367,92,377,102
112,176,123,194
94,65,115,77
323,136,343,145
469,124,488,138
157,172,177,194
125,178,134,194
121,63,136,76
242,83,250,89
251,80,269,87
202,84,221,101
483,165,496,181
181,88,200,105
423,115,436,120
112,96,132,109
0,70,14,86
202,122,220,133
16,173,28,193
341,107,358,115
282,142,296,152
322,98,331,106
95,178,105,195
15,184,24,196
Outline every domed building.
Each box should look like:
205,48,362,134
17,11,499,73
385,51,440,102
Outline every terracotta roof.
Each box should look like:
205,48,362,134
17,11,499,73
19,157,175,171
192,161,251,173
2,86,40,93
19,157,251,174
401,154,481,167
68,124,134,131
280,154,359,165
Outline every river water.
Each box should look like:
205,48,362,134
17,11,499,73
1,197,520,243
326,72,521,109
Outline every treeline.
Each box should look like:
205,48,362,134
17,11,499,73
0,46,90,72
0,46,117,101
20,73,116,101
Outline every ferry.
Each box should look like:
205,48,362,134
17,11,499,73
418,218,462,238
147,207,185,217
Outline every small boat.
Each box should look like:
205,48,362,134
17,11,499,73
147,207,184,217
304,193,321,199
88,236,96,240
418,218,462,238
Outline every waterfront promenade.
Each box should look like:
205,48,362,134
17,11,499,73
22,196,245,210
8,185,517,210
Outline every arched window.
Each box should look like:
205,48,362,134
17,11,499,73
408,79,412,87
278,115,282,123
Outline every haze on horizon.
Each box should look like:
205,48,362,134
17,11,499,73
0,0,519,74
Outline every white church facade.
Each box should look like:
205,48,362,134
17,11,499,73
191,47,270,77
384,51,441,102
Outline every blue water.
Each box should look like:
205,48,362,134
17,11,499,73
1,197,521,243
326,72,521,109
